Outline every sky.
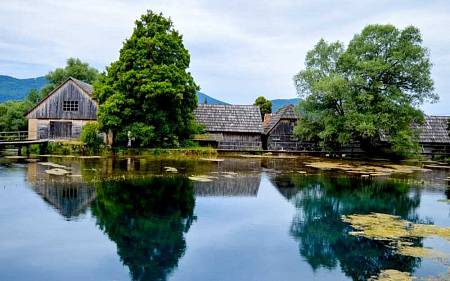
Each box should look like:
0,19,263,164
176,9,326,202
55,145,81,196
0,0,449,114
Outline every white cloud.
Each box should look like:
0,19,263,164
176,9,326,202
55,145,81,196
0,0,449,114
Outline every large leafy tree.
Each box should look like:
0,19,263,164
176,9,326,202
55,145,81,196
41,57,99,97
254,96,272,120
294,25,437,155
94,10,199,147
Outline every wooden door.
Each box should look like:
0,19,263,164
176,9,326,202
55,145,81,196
49,121,72,139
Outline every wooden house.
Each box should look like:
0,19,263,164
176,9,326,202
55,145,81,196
416,116,450,156
264,105,308,150
26,77,97,140
194,104,263,150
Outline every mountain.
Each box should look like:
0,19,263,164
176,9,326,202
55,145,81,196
0,74,298,111
0,75,47,102
197,91,228,105
271,98,300,112
196,92,299,111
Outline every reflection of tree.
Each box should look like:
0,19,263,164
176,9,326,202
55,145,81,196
273,175,423,281
91,176,195,281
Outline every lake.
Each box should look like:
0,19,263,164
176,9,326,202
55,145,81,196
0,156,449,281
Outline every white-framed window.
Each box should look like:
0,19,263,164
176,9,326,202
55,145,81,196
63,101,79,112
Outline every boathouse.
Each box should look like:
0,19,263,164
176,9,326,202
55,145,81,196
26,77,97,140
194,104,263,150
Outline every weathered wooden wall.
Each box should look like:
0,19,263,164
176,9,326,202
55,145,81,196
36,119,92,139
218,133,262,150
267,119,307,150
27,81,97,120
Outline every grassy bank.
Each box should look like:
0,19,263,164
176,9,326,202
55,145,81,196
25,141,218,158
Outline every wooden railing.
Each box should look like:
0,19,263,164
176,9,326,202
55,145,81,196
0,131,30,141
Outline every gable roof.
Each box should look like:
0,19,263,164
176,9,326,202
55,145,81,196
194,104,263,133
417,116,450,143
25,77,94,118
264,104,298,134
71,77,93,95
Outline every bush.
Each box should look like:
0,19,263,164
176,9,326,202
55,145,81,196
81,122,103,152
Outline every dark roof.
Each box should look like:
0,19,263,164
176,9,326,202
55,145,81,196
264,104,298,134
417,116,450,143
71,77,93,95
194,104,263,133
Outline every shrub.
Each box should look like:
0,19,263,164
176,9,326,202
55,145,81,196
81,122,103,152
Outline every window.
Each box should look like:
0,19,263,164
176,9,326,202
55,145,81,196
63,101,79,112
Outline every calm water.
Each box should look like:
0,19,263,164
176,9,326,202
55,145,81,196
0,157,449,281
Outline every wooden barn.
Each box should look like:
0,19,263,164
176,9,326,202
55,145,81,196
416,116,450,156
26,77,97,140
194,104,263,150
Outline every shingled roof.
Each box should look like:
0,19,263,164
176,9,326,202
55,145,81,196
194,104,263,133
417,116,450,143
71,77,93,95
264,104,298,134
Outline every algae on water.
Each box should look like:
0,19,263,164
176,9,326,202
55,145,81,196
369,269,412,281
342,212,450,271
342,213,450,242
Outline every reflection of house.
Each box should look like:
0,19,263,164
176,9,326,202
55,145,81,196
26,162,96,219
194,175,261,197
194,104,263,150
268,174,299,200
26,77,97,140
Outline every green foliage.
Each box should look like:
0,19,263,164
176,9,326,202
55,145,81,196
294,25,436,156
254,96,272,119
94,10,199,148
46,141,85,155
0,90,40,132
41,58,99,97
80,122,103,152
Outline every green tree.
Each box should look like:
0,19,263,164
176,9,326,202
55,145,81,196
41,58,99,97
294,25,436,156
254,96,272,120
94,10,199,147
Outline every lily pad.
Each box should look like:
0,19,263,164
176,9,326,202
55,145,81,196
188,175,215,182
39,162,69,169
45,168,71,176
164,166,178,173
200,158,224,162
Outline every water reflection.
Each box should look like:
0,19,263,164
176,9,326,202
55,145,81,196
271,174,424,281
26,162,95,219
91,177,195,281
194,175,261,197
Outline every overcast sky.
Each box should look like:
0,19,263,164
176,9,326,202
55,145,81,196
0,0,449,114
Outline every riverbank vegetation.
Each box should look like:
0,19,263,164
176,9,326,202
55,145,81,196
294,24,437,158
